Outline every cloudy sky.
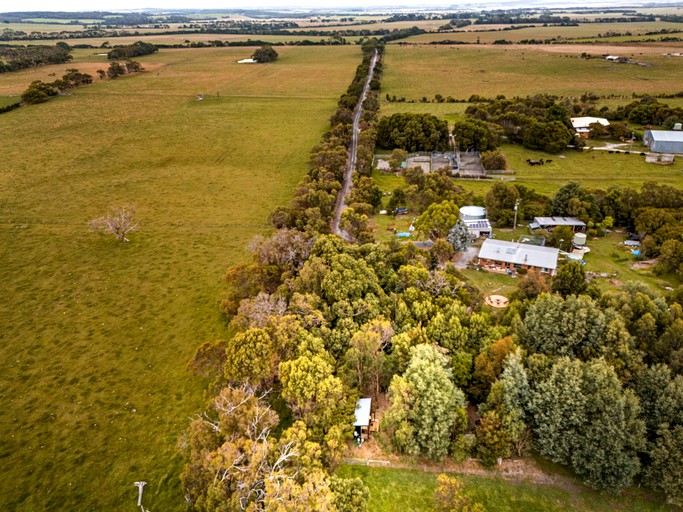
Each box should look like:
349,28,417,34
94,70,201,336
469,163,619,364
9,0,463,10
6,0,665,12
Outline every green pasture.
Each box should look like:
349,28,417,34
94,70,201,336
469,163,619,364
381,45,683,100
336,465,671,512
0,45,359,511
402,21,683,44
499,144,683,195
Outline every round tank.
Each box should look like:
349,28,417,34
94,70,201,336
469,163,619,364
460,206,486,221
573,233,587,247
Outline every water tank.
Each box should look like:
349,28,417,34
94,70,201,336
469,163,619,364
460,206,486,221
574,232,587,247
674,123,682,131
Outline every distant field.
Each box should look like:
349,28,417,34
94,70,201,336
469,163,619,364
291,18,449,33
0,45,359,511
403,21,683,44
3,32,345,47
337,465,672,512
381,44,683,100
1,22,85,32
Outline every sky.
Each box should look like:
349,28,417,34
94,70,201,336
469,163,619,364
5,0,671,13
9,0,465,10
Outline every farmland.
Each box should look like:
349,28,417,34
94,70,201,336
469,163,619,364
403,21,683,44
380,44,683,100
0,45,359,511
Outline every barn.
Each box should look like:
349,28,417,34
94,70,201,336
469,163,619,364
643,130,683,154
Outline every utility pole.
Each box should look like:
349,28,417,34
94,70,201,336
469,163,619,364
513,198,521,232
134,481,147,511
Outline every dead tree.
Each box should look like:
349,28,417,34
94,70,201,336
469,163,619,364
90,206,138,242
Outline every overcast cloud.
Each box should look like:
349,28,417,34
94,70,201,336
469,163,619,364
6,0,462,11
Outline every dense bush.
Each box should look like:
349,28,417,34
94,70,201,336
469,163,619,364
376,113,449,152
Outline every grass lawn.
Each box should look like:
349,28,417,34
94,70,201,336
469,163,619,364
0,45,359,511
336,465,671,512
381,44,683,100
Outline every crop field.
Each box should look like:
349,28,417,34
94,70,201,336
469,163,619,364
0,45,359,511
337,465,671,512
402,21,683,44
380,44,683,100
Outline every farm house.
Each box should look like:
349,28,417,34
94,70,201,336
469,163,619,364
570,117,610,138
643,129,683,154
477,239,559,276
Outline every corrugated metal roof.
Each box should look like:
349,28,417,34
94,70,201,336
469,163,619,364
571,117,610,129
646,130,683,142
478,239,559,270
354,398,371,427
533,216,586,227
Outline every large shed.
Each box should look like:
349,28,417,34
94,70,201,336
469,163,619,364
643,130,683,154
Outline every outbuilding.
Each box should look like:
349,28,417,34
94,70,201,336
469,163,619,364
353,398,378,441
529,216,586,232
478,239,559,276
460,206,492,238
643,130,683,154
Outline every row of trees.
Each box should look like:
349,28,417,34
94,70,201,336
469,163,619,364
269,39,383,235
20,68,93,104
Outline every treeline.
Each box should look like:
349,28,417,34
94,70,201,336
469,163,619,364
269,39,383,235
0,11,190,25
106,40,157,60
0,43,71,73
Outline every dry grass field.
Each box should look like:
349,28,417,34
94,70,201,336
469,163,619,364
0,45,359,511
403,21,683,44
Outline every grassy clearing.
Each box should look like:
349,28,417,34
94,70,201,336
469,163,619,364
0,45,359,511
381,44,683,99
336,465,671,512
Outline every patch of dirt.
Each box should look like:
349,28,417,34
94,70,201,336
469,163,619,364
631,258,658,269
344,453,582,492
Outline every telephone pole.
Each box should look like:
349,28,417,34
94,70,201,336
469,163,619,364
513,198,521,232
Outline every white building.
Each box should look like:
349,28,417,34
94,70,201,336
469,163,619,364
460,206,492,238
477,239,559,276
571,117,610,138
